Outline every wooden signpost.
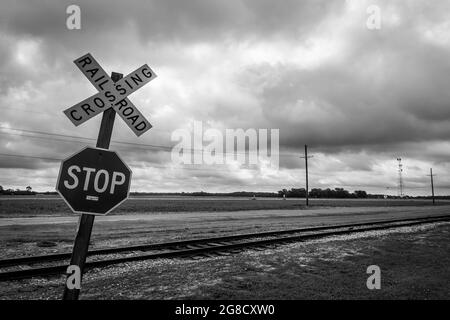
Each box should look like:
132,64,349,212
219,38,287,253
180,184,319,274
59,54,156,300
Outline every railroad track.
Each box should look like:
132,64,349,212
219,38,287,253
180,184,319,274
1,214,449,281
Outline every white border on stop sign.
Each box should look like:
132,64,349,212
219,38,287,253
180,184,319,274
55,146,133,216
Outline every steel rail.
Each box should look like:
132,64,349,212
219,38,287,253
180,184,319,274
1,213,449,268
0,214,449,281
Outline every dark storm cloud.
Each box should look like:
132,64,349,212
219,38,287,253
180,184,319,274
0,156,42,170
0,0,341,88
1,0,450,194
1,0,339,42
233,14,450,153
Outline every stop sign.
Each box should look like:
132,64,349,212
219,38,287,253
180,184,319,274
56,147,132,215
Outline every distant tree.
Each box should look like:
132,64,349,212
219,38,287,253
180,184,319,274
309,188,323,198
334,188,350,198
286,188,306,198
279,187,369,199
26,186,32,192
354,190,368,198
0,185,3,194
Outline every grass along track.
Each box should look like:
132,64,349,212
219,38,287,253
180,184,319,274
1,214,449,281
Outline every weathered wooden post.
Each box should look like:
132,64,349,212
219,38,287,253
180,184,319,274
57,54,157,300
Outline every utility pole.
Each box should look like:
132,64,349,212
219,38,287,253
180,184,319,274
427,168,436,205
300,145,314,206
397,158,404,197
385,187,392,199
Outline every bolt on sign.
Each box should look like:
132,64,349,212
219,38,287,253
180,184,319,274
58,53,157,300
64,53,157,136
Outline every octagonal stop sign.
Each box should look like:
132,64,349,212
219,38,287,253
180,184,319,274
56,147,132,215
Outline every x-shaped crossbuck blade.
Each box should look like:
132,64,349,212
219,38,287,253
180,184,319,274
63,53,157,136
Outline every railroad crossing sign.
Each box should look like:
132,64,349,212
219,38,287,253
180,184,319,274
56,147,132,215
59,54,157,300
64,53,157,136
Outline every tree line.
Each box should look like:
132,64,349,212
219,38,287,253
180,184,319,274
0,185,36,195
0,185,413,199
278,188,370,198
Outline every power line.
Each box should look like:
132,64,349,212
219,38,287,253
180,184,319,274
0,153,61,162
0,131,167,152
0,152,266,173
0,125,300,157
0,126,172,151
0,131,87,146
2,106,170,133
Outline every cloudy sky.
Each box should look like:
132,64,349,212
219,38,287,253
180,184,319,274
1,0,450,195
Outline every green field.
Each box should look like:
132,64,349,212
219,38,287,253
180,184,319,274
0,196,443,217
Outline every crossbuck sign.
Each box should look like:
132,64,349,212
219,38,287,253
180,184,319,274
64,53,157,136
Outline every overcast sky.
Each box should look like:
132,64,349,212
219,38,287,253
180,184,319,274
1,0,450,195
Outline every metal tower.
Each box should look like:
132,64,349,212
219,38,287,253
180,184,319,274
397,158,404,197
